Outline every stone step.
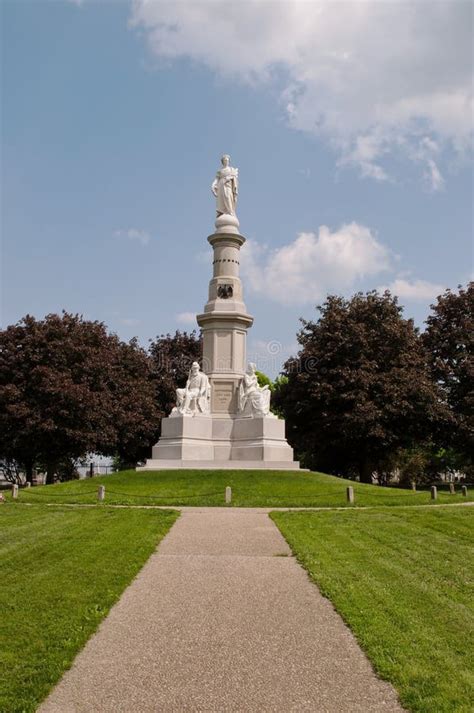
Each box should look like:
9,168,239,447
137,460,304,471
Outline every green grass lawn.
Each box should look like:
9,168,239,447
8,468,472,508
0,505,178,713
272,507,474,713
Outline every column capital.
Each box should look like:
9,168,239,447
207,233,246,248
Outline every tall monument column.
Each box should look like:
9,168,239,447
139,155,300,471
197,203,253,415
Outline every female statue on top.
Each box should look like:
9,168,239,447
211,154,239,218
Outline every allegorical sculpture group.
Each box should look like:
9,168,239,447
171,361,271,418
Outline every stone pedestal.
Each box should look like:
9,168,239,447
139,414,300,471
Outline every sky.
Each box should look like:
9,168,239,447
2,0,473,377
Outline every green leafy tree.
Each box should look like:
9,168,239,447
275,291,447,481
424,445,468,482
272,375,288,418
255,370,273,391
423,282,473,474
396,447,430,487
0,313,160,481
107,337,161,468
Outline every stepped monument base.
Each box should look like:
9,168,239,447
138,412,300,471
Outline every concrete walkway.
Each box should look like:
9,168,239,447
39,508,404,712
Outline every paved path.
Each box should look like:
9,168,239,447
40,508,404,712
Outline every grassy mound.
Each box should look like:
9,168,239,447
9,468,472,507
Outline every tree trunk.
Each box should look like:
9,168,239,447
24,461,34,484
359,458,373,483
46,461,57,485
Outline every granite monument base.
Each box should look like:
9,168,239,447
138,413,301,471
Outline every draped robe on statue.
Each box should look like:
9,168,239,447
238,369,271,417
212,166,238,216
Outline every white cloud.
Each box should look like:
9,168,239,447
240,222,392,305
337,129,391,183
379,278,445,302
114,228,151,246
130,1,472,185
176,311,197,326
423,159,445,193
406,136,446,192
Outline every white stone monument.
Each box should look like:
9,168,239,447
140,156,300,470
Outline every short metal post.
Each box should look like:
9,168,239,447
449,482,455,494
98,485,105,502
90,462,94,478
411,481,416,492
225,486,232,504
431,485,437,500
12,484,18,499
346,486,354,504
462,485,467,497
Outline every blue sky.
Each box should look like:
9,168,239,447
2,0,473,376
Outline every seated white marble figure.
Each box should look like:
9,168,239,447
171,362,211,417
238,363,271,417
